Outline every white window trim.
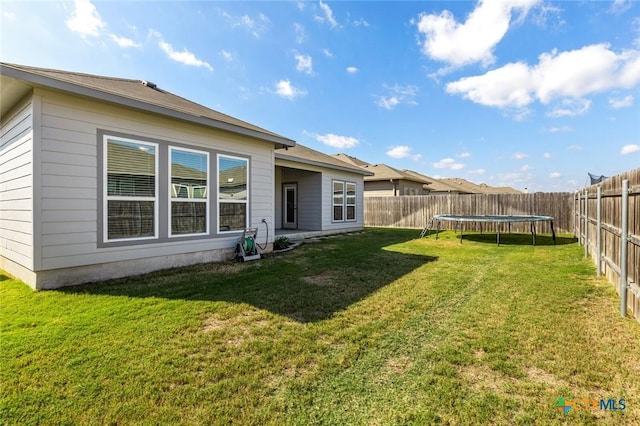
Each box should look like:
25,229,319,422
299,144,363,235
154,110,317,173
217,153,249,234
168,146,210,238
346,182,357,222
103,135,159,243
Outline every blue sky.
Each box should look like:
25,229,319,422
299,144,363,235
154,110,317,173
2,0,639,192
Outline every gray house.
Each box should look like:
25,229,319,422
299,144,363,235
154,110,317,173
0,63,368,289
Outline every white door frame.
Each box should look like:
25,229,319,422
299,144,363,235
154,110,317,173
282,183,297,229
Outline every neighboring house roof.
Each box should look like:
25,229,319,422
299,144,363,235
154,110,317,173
275,144,373,176
441,178,521,194
440,178,485,193
400,170,468,193
332,155,431,185
477,184,522,194
0,62,295,148
359,164,430,184
331,153,371,168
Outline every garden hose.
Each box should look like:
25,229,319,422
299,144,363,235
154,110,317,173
244,237,255,253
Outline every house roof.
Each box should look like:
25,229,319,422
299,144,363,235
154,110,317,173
332,155,434,185
0,62,295,148
477,183,522,194
359,163,431,183
400,170,469,193
440,178,521,194
275,144,373,176
331,153,371,168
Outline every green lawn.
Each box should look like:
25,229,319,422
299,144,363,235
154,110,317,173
1,228,639,425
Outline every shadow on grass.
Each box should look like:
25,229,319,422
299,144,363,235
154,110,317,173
457,233,576,246
57,229,438,323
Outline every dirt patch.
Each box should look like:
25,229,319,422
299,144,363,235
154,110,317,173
302,274,334,286
201,309,271,334
527,366,565,388
385,356,414,375
458,364,510,395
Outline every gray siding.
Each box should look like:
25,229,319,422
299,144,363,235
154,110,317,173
322,171,365,232
37,89,274,271
0,99,34,269
275,159,365,233
281,167,322,230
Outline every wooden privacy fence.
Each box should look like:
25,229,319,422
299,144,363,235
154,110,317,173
576,168,640,321
364,192,574,235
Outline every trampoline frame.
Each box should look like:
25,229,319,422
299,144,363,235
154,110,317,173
425,214,556,245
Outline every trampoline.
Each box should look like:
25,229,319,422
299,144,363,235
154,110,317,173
421,214,555,245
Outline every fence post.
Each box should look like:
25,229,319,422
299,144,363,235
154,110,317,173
572,191,579,238
596,186,602,277
577,192,581,244
620,180,629,317
584,189,589,257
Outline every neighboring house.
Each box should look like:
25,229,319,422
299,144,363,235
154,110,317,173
0,63,367,289
333,154,521,196
333,154,431,196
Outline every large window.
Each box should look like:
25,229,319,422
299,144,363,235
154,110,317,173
333,180,357,222
333,181,344,221
100,132,252,246
170,147,208,236
218,155,248,232
105,137,158,241
346,182,356,221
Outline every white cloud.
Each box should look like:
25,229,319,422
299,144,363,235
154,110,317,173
415,0,540,68
306,131,359,149
567,144,583,151
531,4,565,29
386,145,422,161
150,30,213,71
621,144,640,155
294,23,306,44
346,66,358,74
109,34,140,48
316,1,338,28
610,0,632,15
457,152,471,158
322,48,333,57
295,54,313,74
375,84,419,110
433,157,465,170
446,62,534,107
521,164,532,171
543,152,552,159
353,18,370,27
222,11,270,38
609,94,634,108
446,44,640,109
66,0,105,38
546,126,571,133
549,172,562,179
3,11,16,20
547,98,591,117
275,79,307,99
468,168,486,175
512,152,528,160
220,50,233,61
